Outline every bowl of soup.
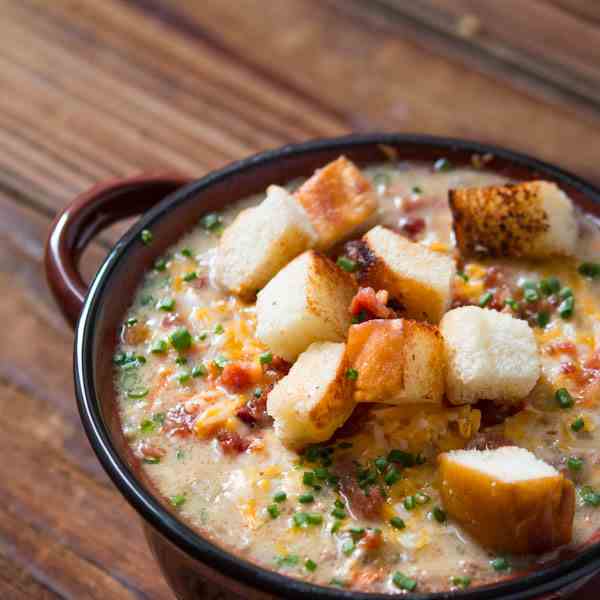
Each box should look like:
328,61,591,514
45,134,600,599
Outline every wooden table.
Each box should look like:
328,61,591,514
1,1,599,597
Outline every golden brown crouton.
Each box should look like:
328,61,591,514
449,181,577,258
439,446,574,554
295,156,377,249
346,318,445,405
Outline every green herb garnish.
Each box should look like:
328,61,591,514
170,328,192,351
336,256,358,273
390,516,405,530
556,387,574,409
392,571,417,591
140,229,153,245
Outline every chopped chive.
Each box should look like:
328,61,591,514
192,364,208,378
314,467,329,480
259,351,273,365
556,387,574,409
151,339,168,354
175,356,188,365
293,513,309,528
558,296,574,319
140,419,156,434
128,387,149,399
273,491,287,503
267,504,280,519
479,291,493,307
336,256,358,273
335,499,345,509
345,368,358,381
567,457,584,472
140,229,153,245
158,298,176,312
214,323,224,335
539,277,560,296
505,298,520,311
170,494,186,508
175,449,184,460
153,413,165,425
198,332,208,342
177,372,191,385
126,317,138,327
331,519,342,534
491,557,510,571
200,212,223,232
392,571,417,591
154,258,167,272
169,328,192,352
331,507,346,519
143,457,160,464
276,554,299,567
523,287,539,303
412,185,423,194
414,492,430,505
374,456,388,472
253,387,262,398
181,248,193,257
349,526,365,539
578,262,600,279
140,294,154,306
433,506,447,523
457,271,469,282
341,539,355,556
384,466,400,486
305,558,317,572
298,493,314,504
581,486,600,507
183,271,197,282
390,516,405,530
388,449,415,467
330,577,345,588
433,157,452,172
306,512,322,525
302,472,316,486
537,311,550,328
451,575,471,589
571,417,585,432
404,496,417,511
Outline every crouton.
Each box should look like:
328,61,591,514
440,306,540,405
215,185,316,298
346,319,444,405
267,342,356,448
439,446,574,554
256,250,357,361
295,156,377,249
359,226,456,323
449,180,577,258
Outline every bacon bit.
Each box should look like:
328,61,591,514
216,430,250,455
488,287,511,311
266,355,291,376
163,403,198,437
398,216,426,239
451,294,473,309
484,266,505,288
123,322,149,345
139,442,166,459
361,530,383,551
334,457,384,520
343,239,375,277
349,287,397,320
352,567,385,588
236,385,273,427
161,313,184,327
585,349,600,371
560,362,578,376
189,275,208,290
220,361,261,392
546,342,578,357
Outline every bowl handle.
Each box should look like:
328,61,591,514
45,172,192,328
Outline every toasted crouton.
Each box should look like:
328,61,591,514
295,156,377,249
449,181,577,258
346,319,444,405
267,342,356,448
215,185,316,298
256,250,357,361
359,226,456,323
439,446,574,554
440,306,540,405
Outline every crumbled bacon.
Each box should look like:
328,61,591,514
161,313,183,327
216,430,250,455
349,287,397,320
266,355,291,376
123,322,149,345
220,361,260,392
334,458,384,520
139,442,166,459
546,342,578,357
360,529,384,551
163,403,199,437
484,266,505,288
236,384,273,427
398,216,426,239
585,349,600,371
560,362,578,376
189,275,208,289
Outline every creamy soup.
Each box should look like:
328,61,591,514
115,159,600,594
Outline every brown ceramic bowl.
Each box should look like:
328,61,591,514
45,134,600,599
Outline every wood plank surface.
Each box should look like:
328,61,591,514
0,0,599,597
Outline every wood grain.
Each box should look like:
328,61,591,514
0,0,599,597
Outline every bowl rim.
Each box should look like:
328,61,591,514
74,133,600,599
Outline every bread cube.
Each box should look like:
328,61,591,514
256,250,357,360
267,342,356,448
215,185,316,298
360,226,456,323
346,319,444,405
295,156,377,249
439,446,574,554
440,306,540,405
449,180,577,258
